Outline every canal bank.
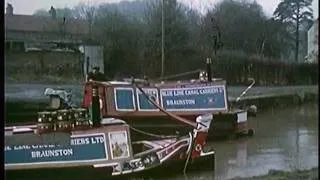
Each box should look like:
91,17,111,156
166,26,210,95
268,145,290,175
230,88,319,113
5,85,318,124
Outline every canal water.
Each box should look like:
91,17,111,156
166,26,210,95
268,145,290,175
136,103,319,180
5,103,318,180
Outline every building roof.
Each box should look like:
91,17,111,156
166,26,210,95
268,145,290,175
5,14,89,35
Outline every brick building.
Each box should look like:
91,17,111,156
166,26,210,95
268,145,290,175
5,3,92,82
5,3,89,52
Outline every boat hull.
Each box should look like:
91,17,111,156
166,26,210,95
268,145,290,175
5,122,215,179
5,150,215,180
119,110,251,140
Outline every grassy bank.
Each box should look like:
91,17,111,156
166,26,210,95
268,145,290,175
231,168,318,180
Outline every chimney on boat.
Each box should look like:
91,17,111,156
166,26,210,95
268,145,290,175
91,85,101,126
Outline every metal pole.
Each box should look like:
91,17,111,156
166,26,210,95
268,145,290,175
91,85,100,127
206,58,212,82
161,0,165,78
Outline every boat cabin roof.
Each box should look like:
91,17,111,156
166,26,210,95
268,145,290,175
86,78,226,88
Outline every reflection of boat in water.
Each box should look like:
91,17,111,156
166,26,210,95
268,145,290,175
81,60,255,139
5,84,215,179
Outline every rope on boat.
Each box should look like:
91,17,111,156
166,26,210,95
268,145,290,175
133,83,197,128
129,126,178,139
183,132,194,175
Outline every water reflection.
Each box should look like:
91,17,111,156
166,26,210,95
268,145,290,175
217,103,318,179
6,103,317,180
147,103,318,180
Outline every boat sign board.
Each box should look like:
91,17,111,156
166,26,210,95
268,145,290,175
160,85,227,111
114,88,136,111
5,133,108,165
136,88,159,111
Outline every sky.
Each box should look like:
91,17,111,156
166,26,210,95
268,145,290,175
4,0,319,19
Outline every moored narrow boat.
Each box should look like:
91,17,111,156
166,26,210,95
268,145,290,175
5,85,215,179
80,65,255,139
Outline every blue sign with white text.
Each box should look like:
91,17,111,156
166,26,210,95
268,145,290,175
5,134,107,164
160,86,227,111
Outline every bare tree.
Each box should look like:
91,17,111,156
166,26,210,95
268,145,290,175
73,1,97,40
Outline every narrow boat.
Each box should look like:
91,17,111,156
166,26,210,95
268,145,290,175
5,84,215,179
80,61,255,139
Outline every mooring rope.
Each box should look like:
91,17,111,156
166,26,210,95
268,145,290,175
183,132,194,175
129,126,178,139
133,83,197,128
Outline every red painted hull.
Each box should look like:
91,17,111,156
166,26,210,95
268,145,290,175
107,111,250,138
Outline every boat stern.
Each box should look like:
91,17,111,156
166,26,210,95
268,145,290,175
188,114,215,171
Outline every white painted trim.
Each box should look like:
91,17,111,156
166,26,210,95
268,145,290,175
223,85,228,110
132,166,145,172
6,159,108,168
237,111,247,123
162,108,227,112
122,170,133,174
102,133,109,160
157,138,189,163
71,132,104,138
157,138,189,154
186,132,193,154
159,144,188,163
200,151,215,156
93,162,119,168
112,172,121,176
5,125,37,131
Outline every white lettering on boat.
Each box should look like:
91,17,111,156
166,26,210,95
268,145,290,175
14,145,31,150
166,99,196,106
31,144,56,149
5,146,12,151
31,149,73,158
70,137,104,145
162,87,224,98
90,136,104,144
71,137,90,145
184,89,199,95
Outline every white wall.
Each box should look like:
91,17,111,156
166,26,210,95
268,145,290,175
306,20,319,63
